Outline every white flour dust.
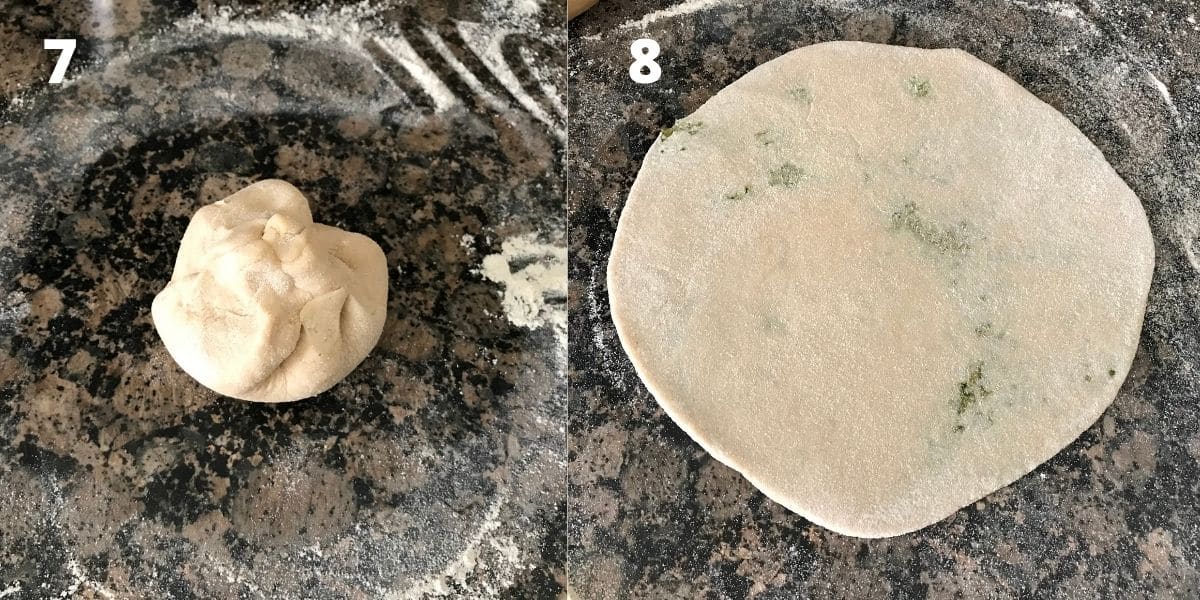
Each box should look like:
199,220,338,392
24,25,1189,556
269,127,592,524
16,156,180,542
0,290,30,329
175,4,372,41
479,234,567,343
370,34,461,112
1145,70,1182,125
582,0,738,39
1008,0,1101,34
1009,0,1088,20
1147,72,1173,106
477,0,543,30
387,494,527,599
41,479,119,600
458,21,566,130
170,1,564,140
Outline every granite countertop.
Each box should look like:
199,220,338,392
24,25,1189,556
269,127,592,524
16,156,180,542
568,0,1200,597
0,1,565,598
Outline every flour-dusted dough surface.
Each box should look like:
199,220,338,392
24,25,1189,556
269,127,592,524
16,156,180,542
608,41,1154,538
152,180,388,403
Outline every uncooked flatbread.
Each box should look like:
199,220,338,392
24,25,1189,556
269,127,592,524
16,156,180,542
153,180,388,403
608,41,1154,537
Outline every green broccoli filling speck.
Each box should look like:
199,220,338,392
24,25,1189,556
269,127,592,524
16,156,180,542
956,361,991,415
768,162,807,187
661,120,704,139
907,76,932,98
890,201,970,253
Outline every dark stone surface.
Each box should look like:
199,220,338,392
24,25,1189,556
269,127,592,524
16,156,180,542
568,1,1200,598
0,1,565,598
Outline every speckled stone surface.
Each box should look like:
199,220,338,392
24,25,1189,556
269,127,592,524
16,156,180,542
0,1,565,598
569,1,1200,597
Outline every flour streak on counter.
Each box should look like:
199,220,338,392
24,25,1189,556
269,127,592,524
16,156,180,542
479,234,568,345
172,1,564,139
582,0,738,39
44,479,119,600
387,494,527,599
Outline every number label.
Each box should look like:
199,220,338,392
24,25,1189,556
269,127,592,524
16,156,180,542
44,39,76,84
629,39,661,84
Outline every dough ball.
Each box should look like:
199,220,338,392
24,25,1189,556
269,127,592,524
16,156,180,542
608,42,1154,537
152,179,388,403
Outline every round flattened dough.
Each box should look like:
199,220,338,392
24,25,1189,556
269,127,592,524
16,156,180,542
152,179,388,403
608,42,1154,537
